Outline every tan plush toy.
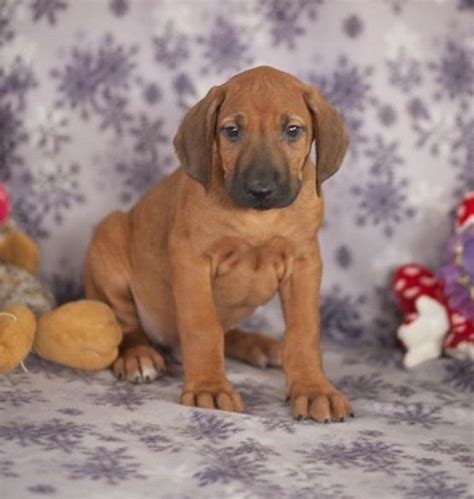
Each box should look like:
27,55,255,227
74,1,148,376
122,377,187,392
0,183,122,374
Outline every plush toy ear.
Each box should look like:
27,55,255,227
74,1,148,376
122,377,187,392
303,86,350,195
173,85,226,191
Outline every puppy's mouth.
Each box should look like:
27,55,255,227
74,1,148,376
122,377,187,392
227,168,301,211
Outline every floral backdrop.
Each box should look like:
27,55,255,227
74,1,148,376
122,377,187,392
1,2,474,498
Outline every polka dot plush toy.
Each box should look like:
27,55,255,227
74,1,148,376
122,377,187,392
0,183,11,225
392,191,474,368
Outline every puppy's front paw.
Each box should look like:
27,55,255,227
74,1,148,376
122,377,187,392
180,380,244,413
289,383,353,423
112,345,166,383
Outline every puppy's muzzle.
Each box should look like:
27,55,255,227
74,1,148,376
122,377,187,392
245,169,278,200
229,164,301,210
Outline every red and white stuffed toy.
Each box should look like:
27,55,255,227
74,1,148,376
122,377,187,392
392,192,474,368
0,183,10,226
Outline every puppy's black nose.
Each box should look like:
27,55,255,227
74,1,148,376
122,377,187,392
246,178,275,199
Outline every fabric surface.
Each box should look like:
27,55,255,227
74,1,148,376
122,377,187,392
1,344,473,498
1,1,473,498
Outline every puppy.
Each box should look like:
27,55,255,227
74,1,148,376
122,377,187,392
84,66,352,422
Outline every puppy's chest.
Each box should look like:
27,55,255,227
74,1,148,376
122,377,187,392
210,236,295,308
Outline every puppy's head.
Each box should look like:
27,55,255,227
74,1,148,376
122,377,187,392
174,66,349,210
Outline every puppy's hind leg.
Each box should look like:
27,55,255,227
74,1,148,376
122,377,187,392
84,211,166,383
224,328,282,368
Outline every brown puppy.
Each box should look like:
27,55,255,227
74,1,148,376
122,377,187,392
84,66,352,422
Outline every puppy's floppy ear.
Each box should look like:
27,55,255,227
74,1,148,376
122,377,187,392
304,85,350,194
173,85,225,190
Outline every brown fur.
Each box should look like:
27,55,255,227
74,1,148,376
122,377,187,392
84,66,352,422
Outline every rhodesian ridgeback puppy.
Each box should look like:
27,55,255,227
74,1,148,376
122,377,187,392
84,66,352,422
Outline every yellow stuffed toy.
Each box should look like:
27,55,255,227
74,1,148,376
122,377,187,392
0,183,122,374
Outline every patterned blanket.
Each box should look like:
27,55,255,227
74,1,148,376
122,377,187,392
1,343,472,498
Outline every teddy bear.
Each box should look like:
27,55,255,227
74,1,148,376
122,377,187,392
392,191,474,368
0,182,123,374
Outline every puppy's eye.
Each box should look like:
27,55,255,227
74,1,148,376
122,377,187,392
285,125,302,140
223,125,240,140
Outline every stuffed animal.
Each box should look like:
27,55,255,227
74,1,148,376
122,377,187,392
392,191,474,368
0,183,123,374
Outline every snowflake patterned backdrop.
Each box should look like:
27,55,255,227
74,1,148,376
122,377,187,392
1,2,474,498
1,0,473,345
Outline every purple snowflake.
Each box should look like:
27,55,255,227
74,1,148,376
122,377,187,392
141,82,162,105
260,417,297,434
342,14,364,38
351,137,415,237
0,419,90,452
336,374,390,400
108,0,129,17
311,56,373,114
387,55,423,93
406,96,430,121
31,109,70,155
396,467,470,498
365,135,404,175
0,101,28,180
194,439,276,487
87,383,147,411
173,72,196,109
51,35,137,131
392,385,416,398
385,402,445,430
27,484,57,495
153,22,190,70
377,103,397,127
115,157,163,204
457,0,474,9
130,114,167,155
20,162,86,227
197,16,253,75
443,360,474,392
0,1,15,47
0,388,45,408
113,422,179,453
0,458,18,478
178,411,242,442
320,286,366,343
299,437,408,473
309,56,374,156
258,0,322,49
451,114,474,196
113,114,171,202
335,244,352,269
97,94,132,134
0,60,38,111
30,0,67,25
11,197,49,239
421,439,471,456
429,39,474,102
64,446,146,484
352,174,415,237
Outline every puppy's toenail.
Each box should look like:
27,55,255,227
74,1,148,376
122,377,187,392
324,419,329,424
339,417,345,423
296,415,303,421
350,412,355,418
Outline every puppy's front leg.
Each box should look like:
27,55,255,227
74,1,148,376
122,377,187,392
170,248,244,413
279,243,352,423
